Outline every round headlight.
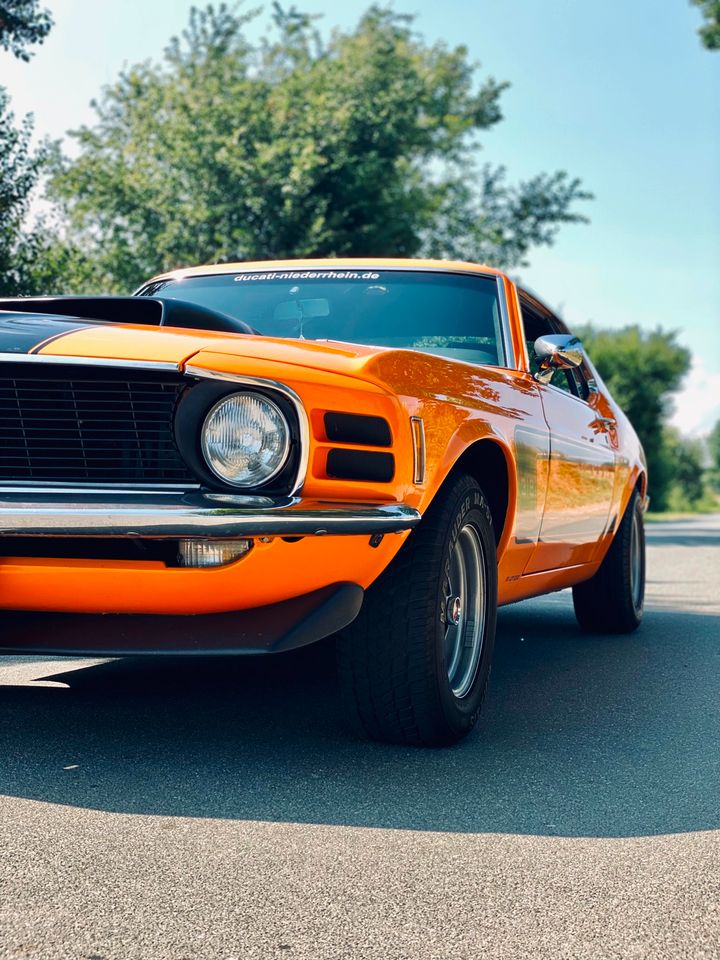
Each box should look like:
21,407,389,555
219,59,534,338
201,392,290,487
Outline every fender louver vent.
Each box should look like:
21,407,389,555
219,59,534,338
324,412,392,447
326,449,395,483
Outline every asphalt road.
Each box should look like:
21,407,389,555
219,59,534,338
1,516,719,960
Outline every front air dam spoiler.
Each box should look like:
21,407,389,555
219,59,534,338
0,582,364,657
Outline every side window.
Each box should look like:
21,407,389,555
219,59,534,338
520,300,589,400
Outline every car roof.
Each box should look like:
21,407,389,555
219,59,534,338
145,257,506,284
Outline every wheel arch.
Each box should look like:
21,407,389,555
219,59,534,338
623,466,648,521
635,469,648,501
431,438,515,554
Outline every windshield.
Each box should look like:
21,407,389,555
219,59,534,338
140,269,506,367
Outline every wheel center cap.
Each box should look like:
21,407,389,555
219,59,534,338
446,596,462,626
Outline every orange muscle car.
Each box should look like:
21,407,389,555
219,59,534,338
0,259,647,745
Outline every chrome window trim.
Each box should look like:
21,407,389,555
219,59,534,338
513,284,563,328
494,275,515,368
184,366,310,497
516,291,593,397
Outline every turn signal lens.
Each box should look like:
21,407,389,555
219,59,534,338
201,392,290,487
177,539,252,568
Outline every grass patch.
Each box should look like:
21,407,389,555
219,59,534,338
646,511,706,522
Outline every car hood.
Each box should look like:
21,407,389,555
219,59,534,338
17,315,509,402
23,318,396,381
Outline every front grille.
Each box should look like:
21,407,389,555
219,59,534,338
0,363,195,484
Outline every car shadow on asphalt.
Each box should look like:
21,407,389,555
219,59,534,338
1,597,718,839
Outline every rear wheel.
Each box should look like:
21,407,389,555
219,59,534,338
336,474,497,746
572,488,645,634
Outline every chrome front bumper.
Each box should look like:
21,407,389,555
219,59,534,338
0,491,422,539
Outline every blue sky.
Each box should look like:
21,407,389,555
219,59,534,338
3,0,719,433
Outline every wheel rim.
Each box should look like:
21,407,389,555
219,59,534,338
443,522,487,699
630,509,643,609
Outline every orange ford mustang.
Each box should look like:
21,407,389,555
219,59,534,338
0,259,646,745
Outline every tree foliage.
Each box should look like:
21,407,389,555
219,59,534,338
667,429,706,505
0,0,52,60
709,420,720,470
49,2,591,292
577,324,691,511
691,0,720,49
0,0,55,294
0,93,77,295
706,420,720,496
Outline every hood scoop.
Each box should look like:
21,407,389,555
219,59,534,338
0,296,255,336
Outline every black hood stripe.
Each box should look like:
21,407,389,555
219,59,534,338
28,325,88,354
0,313,95,355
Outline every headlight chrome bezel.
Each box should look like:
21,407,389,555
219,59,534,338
200,390,292,489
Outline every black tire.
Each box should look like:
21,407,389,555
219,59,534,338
572,488,645,634
336,473,498,747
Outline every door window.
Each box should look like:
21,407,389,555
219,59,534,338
520,301,589,400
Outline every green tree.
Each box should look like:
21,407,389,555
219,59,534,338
0,89,55,294
666,429,705,506
691,0,720,49
577,325,691,511
49,3,591,292
0,0,52,59
707,420,720,493
709,420,720,467
0,0,56,295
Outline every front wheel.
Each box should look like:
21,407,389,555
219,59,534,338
336,474,498,747
572,487,645,634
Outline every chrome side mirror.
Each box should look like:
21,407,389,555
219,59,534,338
533,334,584,384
